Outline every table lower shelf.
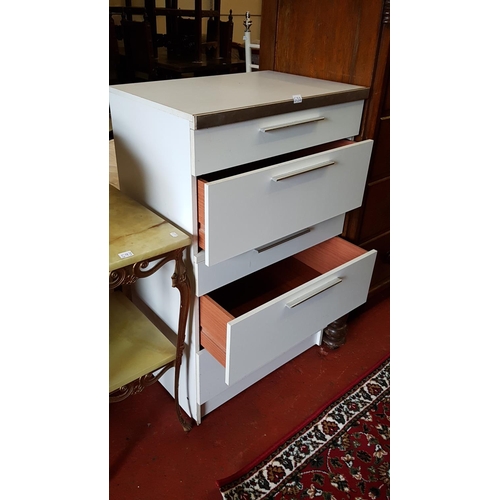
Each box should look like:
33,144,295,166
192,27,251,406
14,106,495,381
109,291,177,393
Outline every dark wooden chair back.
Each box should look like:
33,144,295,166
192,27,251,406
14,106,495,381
206,10,233,59
121,17,157,81
165,17,198,58
109,16,121,84
219,13,234,59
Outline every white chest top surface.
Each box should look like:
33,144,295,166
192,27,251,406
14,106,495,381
109,71,369,129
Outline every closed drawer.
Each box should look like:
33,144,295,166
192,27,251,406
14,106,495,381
194,215,345,296
199,237,377,385
198,139,373,266
193,100,365,176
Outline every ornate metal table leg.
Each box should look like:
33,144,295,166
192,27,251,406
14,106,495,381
171,248,196,432
323,314,349,350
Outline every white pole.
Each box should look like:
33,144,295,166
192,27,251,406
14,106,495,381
243,11,252,72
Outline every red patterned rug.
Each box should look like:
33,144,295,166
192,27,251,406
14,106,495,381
217,357,390,499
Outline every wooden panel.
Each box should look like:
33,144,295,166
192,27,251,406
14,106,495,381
361,232,390,290
259,0,279,70
260,1,391,306
207,259,319,317
359,21,390,140
382,72,390,117
358,178,390,243
200,329,226,367
294,237,366,274
269,0,384,87
199,295,234,359
368,117,390,182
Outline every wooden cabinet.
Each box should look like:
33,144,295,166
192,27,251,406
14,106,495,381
260,0,390,304
109,71,376,424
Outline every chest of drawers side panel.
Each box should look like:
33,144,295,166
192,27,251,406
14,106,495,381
109,91,201,422
109,92,195,234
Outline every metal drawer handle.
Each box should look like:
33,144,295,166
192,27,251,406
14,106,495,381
285,277,343,309
259,116,325,133
271,160,336,182
255,228,311,253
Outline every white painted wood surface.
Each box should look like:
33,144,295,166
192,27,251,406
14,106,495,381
110,71,367,127
194,216,345,296
109,92,201,422
203,140,373,266
109,71,375,423
193,102,364,175
224,249,377,385
109,93,195,234
198,332,322,410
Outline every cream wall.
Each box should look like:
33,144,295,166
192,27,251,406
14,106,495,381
222,0,261,44
110,0,261,43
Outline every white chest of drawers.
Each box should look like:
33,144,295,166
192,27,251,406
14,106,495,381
109,71,377,424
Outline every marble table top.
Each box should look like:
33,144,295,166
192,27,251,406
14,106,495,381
109,185,191,272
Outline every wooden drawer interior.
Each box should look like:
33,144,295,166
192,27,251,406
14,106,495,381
197,139,353,251
200,237,367,366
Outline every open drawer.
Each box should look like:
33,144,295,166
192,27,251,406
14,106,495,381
198,139,373,266
199,237,377,385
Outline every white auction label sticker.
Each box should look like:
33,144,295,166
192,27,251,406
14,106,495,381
170,232,178,237
293,94,303,104
118,250,134,259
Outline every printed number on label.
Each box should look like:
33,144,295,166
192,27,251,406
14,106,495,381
118,251,134,259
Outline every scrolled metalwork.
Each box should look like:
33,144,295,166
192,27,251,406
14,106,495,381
109,267,138,290
109,365,173,403
109,268,126,289
110,253,177,289
109,384,134,403
133,255,171,278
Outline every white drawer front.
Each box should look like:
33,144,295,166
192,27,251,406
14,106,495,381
224,248,376,385
193,101,365,176
202,140,373,266
197,334,321,407
194,216,345,296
